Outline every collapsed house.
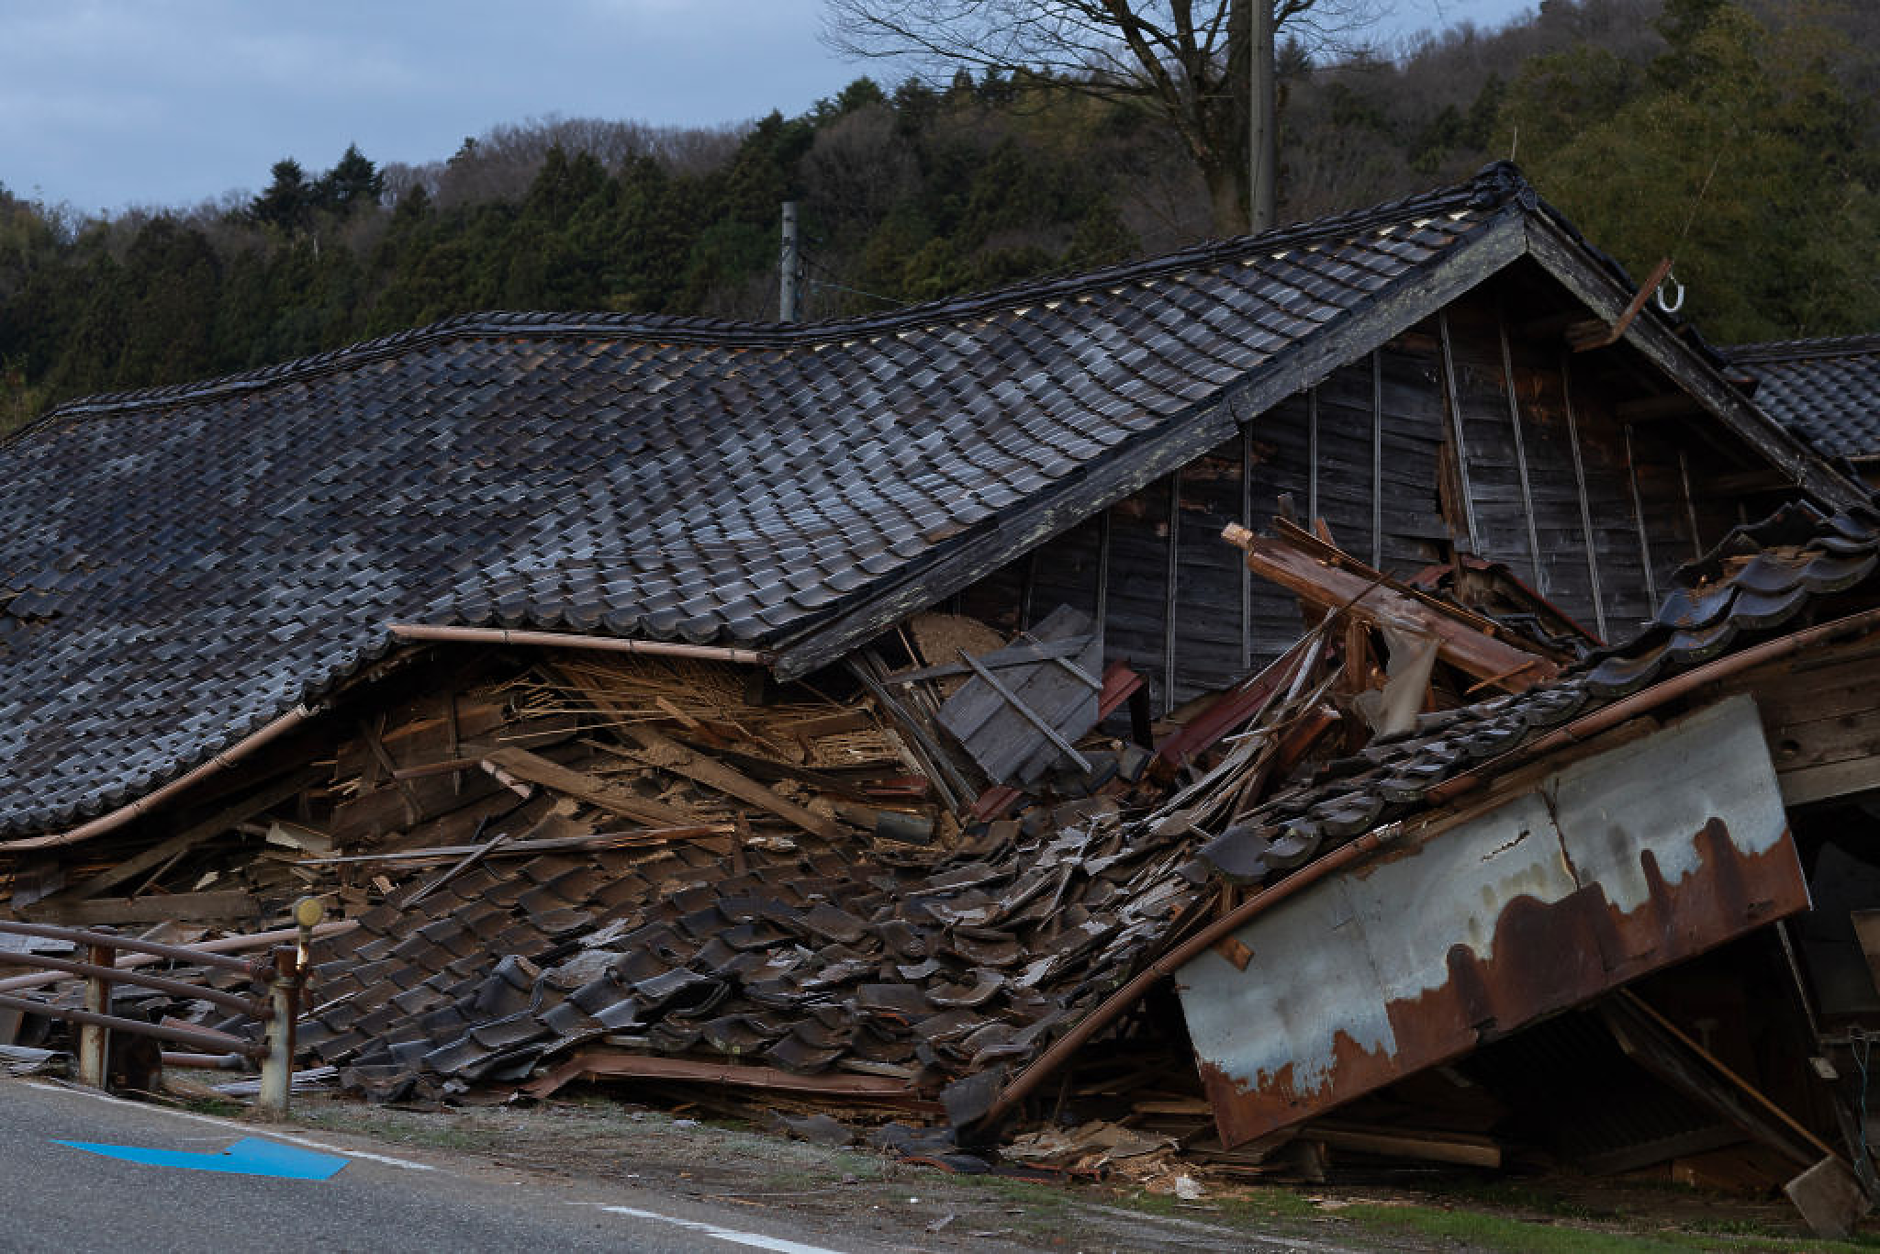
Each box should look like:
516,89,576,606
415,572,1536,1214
1,162,1877,1230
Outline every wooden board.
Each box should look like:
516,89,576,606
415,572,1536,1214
937,605,1104,786
1224,526,1557,692
20,891,260,926
614,726,843,840
478,745,698,828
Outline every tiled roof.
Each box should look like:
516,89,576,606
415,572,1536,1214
275,800,1197,1102
0,169,1533,837
1733,335,1880,459
1197,501,1880,882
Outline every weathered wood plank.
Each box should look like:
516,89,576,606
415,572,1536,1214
21,891,260,926
1222,525,1558,691
479,745,697,828
612,725,844,841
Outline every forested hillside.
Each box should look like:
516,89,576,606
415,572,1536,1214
2,0,1876,428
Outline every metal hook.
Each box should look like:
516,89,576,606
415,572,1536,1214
1655,272,1686,315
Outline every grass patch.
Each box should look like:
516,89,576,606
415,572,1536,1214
1120,1185,1320,1222
1341,1202,1880,1253
1345,1203,1693,1252
177,1096,245,1117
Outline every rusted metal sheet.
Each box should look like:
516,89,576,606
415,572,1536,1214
1177,694,1810,1148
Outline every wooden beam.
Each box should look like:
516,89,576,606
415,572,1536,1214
1305,1121,1503,1169
1438,311,1481,554
1221,525,1559,692
887,637,1085,685
613,725,844,840
479,745,698,828
1370,350,1383,567
1561,354,1608,642
1567,256,1674,352
20,891,260,927
1624,423,1659,607
1163,470,1182,717
1497,303,1546,594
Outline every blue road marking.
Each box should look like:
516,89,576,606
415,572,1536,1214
55,1136,348,1179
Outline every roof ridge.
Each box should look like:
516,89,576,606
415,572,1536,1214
27,165,1528,428
1728,333,1880,363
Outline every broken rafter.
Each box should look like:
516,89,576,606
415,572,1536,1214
612,724,845,841
478,745,697,828
1221,524,1558,693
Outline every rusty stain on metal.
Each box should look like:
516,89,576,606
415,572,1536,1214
1178,695,1811,1148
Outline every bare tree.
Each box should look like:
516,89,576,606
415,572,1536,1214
823,0,1384,235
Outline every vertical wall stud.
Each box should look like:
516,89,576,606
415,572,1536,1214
1624,423,1658,609
1678,448,1703,558
1019,551,1038,631
1561,356,1608,640
1438,311,1481,553
1497,307,1545,593
1370,350,1383,568
1095,509,1112,644
1163,471,1182,716
1307,386,1320,526
1241,422,1255,670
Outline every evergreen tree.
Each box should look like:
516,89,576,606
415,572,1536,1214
315,144,384,213
250,159,314,232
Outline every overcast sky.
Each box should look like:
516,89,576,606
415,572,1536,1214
0,0,1536,216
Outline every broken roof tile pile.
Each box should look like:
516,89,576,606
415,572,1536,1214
268,800,1196,1103
1734,334,1880,460
0,169,1527,838
1197,501,1880,882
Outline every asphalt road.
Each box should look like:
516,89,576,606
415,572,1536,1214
0,1078,858,1254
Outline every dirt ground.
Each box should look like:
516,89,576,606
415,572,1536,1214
152,1080,1880,1254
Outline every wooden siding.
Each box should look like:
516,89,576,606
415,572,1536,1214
955,290,1768,706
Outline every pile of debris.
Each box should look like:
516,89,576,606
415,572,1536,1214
8,505,1880,1235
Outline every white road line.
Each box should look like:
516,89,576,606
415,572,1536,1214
587,1203,849,1254
19,1080,435,1171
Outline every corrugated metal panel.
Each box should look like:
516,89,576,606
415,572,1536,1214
1177,693,1809,1147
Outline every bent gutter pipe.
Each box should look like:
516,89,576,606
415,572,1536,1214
0,704,322,853
386,622,774,666
986,603,1880,1128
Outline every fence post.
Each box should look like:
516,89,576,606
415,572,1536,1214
256,945,301,1120
76,942,113,1088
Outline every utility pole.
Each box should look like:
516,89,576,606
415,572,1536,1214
1248,0,1277,233
779,201,801,322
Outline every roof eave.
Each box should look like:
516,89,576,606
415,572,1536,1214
1520,215,1869,514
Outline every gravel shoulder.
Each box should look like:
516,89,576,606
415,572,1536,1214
220,1089,1878,1253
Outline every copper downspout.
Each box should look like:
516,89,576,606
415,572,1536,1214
985,604,1880,1127
387,622,774,665
0,704,322,852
